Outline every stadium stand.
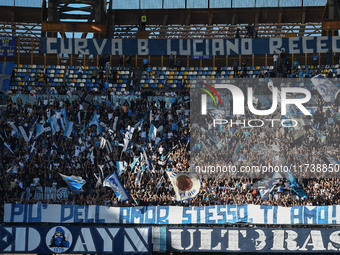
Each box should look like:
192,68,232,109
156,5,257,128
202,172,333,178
0,0,340,254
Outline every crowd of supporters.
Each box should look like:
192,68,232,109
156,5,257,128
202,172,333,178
0,64,339,222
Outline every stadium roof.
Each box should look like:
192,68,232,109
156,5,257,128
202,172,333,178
0,0,327,9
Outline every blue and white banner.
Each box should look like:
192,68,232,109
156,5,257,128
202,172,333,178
0,225,151,254
41,36,340,55
5,204,340,225
153,227,340,252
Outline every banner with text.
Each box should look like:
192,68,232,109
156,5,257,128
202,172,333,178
4,204,340,225
41,36,340,56
0,225,151,254
153,227,340,252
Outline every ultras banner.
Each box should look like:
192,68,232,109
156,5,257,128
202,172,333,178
0,225,151,254
4,203,340,225
153,227,340,252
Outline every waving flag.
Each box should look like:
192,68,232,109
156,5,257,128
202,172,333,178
166,171,201,201
311,74,339,103
130,155,140,172
134,170,144,186
123,125,135,152
112,116,119,131
148,124,157,140
134,118,144,131
117,161,127,176
99,137,107,149
124,125,135,140
103,172,129,201
49,116,60,134
254,172,281,200
19,125,33,143
284,171,307,198
142,149,153,171
78,91,94,110
104,155,114,169
63,121,74,137
156,176,163,190
8,121,19,134
94,164,105,188
35,124,45,139
59,173,86,194
29,141,37,154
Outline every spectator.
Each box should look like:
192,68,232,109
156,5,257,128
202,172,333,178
143,57,149,70
169,54,174,68
176,58,181,71
232,60,238,77
105,56,110,70
235,28,240,39
337,66,340,78
126,56,132,68
119,55,124,67
273,53,279,70
312,54,319,67
280,49,285,67
327,49,332,66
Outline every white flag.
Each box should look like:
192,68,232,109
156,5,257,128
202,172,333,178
166,171,201,201
311,74,339,103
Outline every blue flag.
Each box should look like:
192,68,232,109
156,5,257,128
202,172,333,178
284,171,307,198
103,172,129,201
59,173,86,194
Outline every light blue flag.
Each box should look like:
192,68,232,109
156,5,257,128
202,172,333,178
62,108,68,124
148,124,157,140
35,124,45,139
284,171,307,198
59,173,86,194
103,172,129,201
117,161,127,176
63,121,74,137
49,116,60,134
